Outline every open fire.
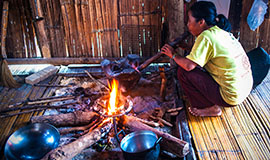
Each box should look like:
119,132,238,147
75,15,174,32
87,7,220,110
93,79,133,118
108,79,119,116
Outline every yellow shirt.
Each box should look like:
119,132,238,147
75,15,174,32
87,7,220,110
186,26,253,105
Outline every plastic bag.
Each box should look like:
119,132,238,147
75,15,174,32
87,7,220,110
247,0,268,31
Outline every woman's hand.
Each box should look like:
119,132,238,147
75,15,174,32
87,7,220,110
161,44,174,58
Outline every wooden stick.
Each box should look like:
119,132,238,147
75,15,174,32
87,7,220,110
72,118,104,138
1,1,9,59
59,118,100,135
166,107,183,113
0,103,77,114
8,95,76,108
149,115,173,127
41,119,113,160
85,70,109,90
159,66,167,101
121,115,189,157
33,84,74,87
169,111,179,116
136,31,190,71
31,111,99,127
0,106,73,118
133,116,160,127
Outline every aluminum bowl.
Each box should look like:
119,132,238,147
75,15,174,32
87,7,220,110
4,123,60,160
119,130,162,160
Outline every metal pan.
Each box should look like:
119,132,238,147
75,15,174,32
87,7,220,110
4,123,60,160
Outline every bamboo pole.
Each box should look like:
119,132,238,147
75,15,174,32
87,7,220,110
100,0,112,57
0,1,20,88
187,111,212,159
75,0,86,57
213,112,243,159
203,117,227,159
18,0,32,57
88,0,99,57
223,107,254,159
45,0,58,57
81,0,92,56
239,101,270,158
111,0,120,57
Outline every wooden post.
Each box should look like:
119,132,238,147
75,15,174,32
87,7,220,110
0,1,20,88
1,1,9,59
167,0,185,56
30,0,52,58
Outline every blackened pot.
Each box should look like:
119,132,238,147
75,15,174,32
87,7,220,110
118,130,162,160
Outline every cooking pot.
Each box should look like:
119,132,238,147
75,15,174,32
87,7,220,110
117,130,162,160
4,123,60,160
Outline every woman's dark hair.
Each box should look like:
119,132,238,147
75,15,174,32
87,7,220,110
189,1,231,32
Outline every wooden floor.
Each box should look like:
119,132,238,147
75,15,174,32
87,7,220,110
187,71,270,159
0,65,269,160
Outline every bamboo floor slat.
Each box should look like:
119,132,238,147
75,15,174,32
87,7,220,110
0,75,62,160
187,71,270,160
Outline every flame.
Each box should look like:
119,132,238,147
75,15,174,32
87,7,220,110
108,79,119,115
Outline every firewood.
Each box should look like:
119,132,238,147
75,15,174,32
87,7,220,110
169,111,179,116
159,66,167,101
41,119,113,160
149,115,173,127
31,111,99,127
121,115,189,158
166,107,183,113
34,84,74,87
59,118,100,135
133,116,160,127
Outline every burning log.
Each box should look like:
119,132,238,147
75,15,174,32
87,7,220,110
121,115,189,158
41,119,113,160
31,111,98,127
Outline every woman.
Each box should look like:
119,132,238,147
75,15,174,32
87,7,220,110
161,1,253,117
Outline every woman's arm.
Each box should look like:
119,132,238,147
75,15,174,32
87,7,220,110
161,44,197,71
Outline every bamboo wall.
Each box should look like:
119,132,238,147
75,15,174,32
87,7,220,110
0,0,269,61
1,0,164,59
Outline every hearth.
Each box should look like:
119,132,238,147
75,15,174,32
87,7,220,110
27,65,189,159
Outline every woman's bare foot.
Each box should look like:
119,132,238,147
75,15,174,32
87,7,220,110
188,105,222,117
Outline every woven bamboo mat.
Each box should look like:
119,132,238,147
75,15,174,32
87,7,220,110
187,71,270,160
